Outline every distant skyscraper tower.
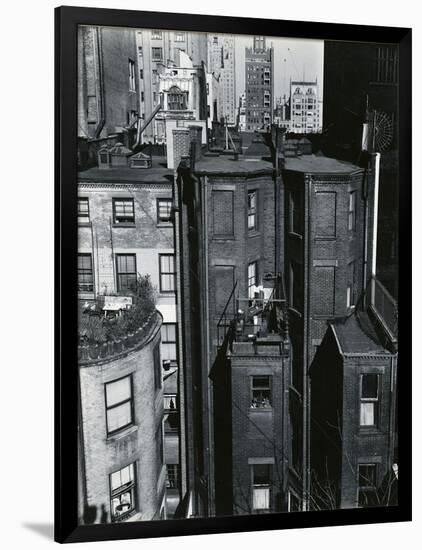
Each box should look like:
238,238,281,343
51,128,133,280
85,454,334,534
245,36,274,131
290,80,321,133
207,34,236,125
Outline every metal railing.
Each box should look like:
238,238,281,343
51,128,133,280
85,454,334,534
370,276,398,339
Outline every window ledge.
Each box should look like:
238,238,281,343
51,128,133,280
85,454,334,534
249,407,273,413
288,307,302,318
213,235,235,241
248,230,260,238
112,223,136,228
288,232,303,240
157,222,173,228
106,424,138,441
358,427,382,435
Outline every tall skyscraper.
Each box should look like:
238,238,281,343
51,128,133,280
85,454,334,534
207,34,236,125
290,80,321,133
245,36,274,131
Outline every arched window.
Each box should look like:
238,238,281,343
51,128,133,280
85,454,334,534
167,86,187,110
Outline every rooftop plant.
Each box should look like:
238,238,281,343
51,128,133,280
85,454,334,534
80,274,157,345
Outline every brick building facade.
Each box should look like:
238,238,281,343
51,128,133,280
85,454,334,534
310,290,397,509
282,151,377,507
78,26,139,145
174,128,293,516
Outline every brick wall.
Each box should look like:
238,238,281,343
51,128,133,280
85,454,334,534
169,128,190,171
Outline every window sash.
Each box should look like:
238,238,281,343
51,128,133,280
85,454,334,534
107,402,132,433
348,192,356,231
128,60,136,91
113,199,135,223
253,487,270,510
105,377,133,434
110,463,136,520
248,262,257,297
78,254,93,291
159,255,176,292
162,323,176,343
78,198,90,222
152,47,163,61
106,376,131,407
116,254,137,292
247,191,257,230
251,376,271,407
157,199,172,222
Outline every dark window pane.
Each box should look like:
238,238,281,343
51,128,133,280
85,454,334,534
253,464,271,485
362,374,378,399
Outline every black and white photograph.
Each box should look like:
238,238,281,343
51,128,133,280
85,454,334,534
75,20,401,526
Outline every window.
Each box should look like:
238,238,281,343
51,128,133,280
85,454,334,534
78,198,90,224
113,198,135,224
157,198,172,223
347,261,355,308
251,376,271,408
152,47,163,61
110,463,136,521
105,375,133,435
138,46,143,57
174,32,185,42
78,254,94,292
141,91,144,102
153,343,162,391
116,254,137,292
151,30,162,39
289,261,301,312
374,46,398,84
139,68,143,79
128,59,136,92
348,191,357,231
159,254,176,293
248,261,258,299
167,86,187,110
161,323,177,363
289,189,302,235
157,421,164,465
358,464,377,507
166,464,179,489
247,190,257,230
252,464,272,511
360,374,379,427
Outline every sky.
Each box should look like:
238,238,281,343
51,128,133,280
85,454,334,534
234,35,324,102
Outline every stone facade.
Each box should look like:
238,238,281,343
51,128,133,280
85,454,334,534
78,312,166,523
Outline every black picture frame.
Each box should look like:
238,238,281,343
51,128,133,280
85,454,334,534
55,5,412,543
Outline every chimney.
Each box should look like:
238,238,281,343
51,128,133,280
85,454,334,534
188,125,203,169
170,128,191,171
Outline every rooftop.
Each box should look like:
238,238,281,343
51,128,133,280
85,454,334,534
194,154,274,176
78,156,173,184
284,154,362,175
331,312,388,356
